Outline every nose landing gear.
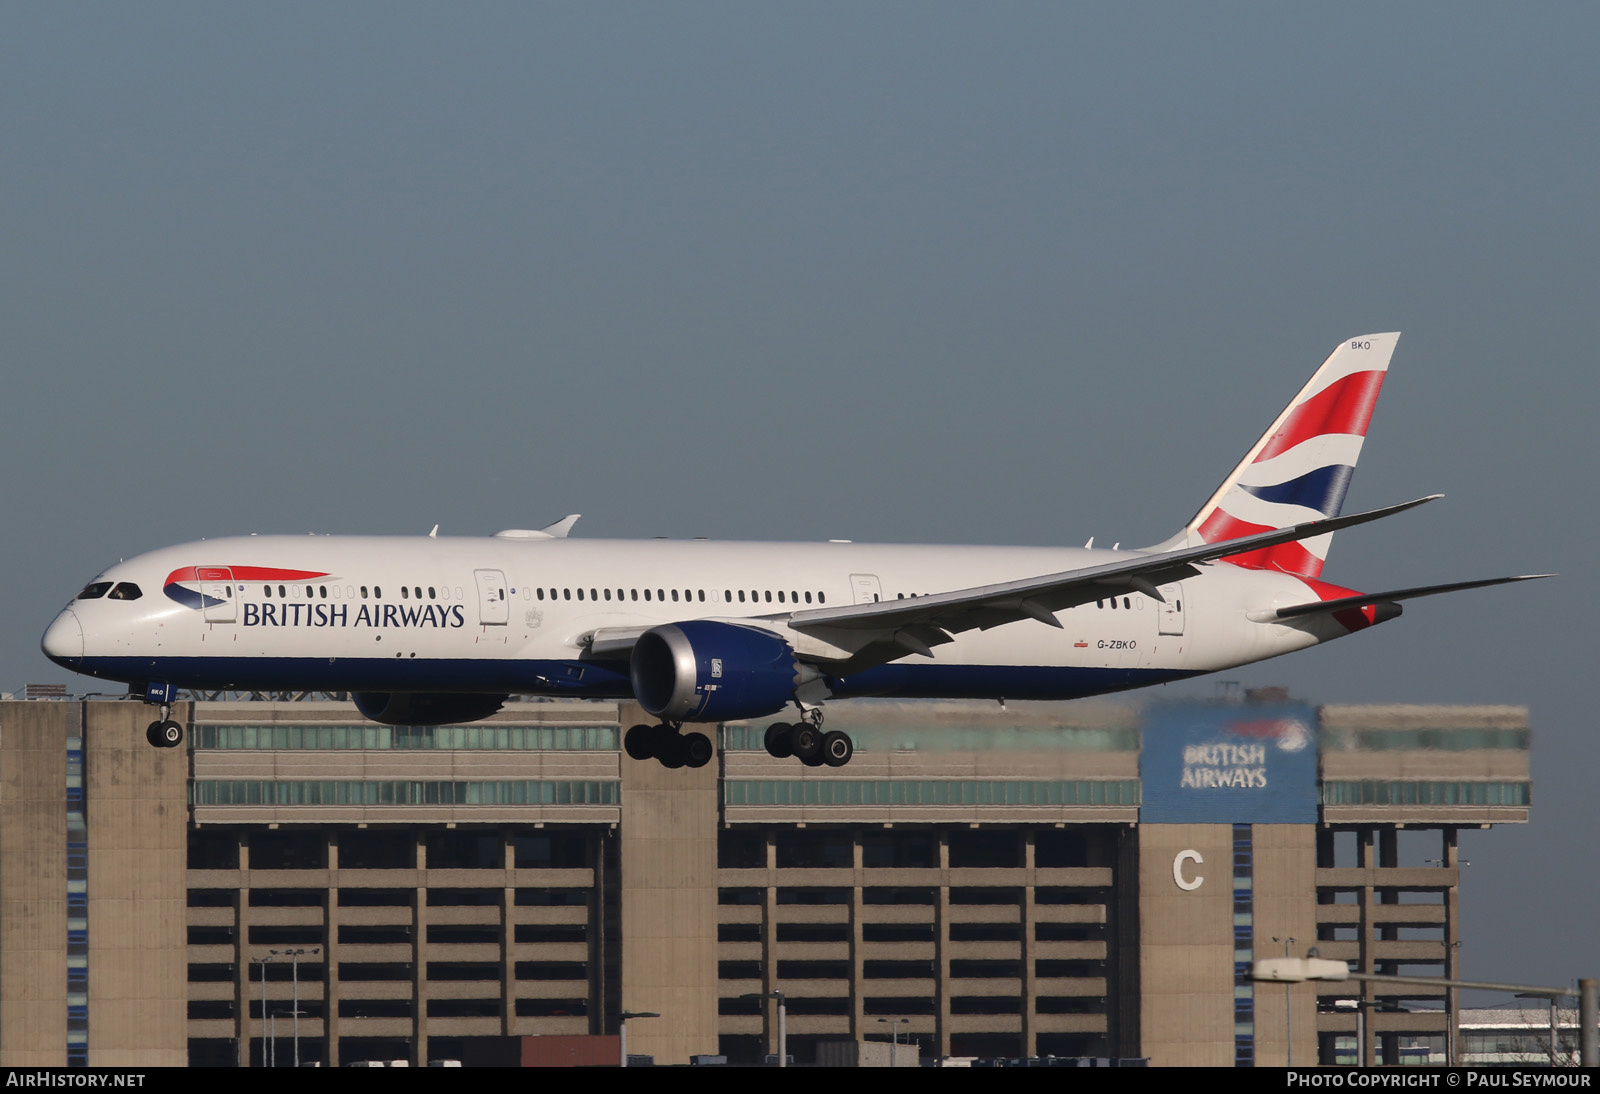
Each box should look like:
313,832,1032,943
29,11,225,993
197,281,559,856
146,719,184,748
145,700,184,749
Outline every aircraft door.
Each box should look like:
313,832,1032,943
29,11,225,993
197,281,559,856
474,569,509,625
1157,582,1186,636
850,574,883,604
197,567,236,623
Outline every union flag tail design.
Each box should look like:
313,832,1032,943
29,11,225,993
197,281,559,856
1160,333,1400,578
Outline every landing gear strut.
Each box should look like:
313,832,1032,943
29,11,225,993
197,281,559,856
624,723,714,769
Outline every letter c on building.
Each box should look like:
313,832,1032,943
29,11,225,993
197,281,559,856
1173,849,1204,891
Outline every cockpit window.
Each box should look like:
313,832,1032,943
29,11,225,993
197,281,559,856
107,583,143,601
76,582,113,600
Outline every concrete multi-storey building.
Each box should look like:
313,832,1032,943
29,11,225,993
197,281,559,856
0,693,1530,1066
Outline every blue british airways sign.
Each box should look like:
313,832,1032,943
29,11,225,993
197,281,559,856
1139,702,1319,823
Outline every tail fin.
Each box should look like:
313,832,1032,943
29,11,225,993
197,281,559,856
1153,332,1400,577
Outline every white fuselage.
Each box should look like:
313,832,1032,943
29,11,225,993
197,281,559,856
43,534,1354,710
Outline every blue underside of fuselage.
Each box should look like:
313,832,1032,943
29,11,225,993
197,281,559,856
59,655,1201,708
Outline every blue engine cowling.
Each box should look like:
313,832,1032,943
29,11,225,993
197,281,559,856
630,621,798,723
353,692,508,726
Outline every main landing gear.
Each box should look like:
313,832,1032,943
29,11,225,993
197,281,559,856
624,722,714,769
763,715,854,767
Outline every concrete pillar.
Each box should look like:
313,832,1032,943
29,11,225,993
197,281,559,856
0,700,71,1064
1021,830,1037,1058
850,832,864,1042
935,829,951,1057
1136,824,1235,1067
414,830,428,1066
326,830,341,1065
761,830,779,1058
83,701,188,1067
617,702,719,1064
1250,824,1318,1067
502,831,516,1037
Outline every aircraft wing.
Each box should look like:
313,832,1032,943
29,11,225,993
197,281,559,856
578,495,1443,667
785,495,1441,648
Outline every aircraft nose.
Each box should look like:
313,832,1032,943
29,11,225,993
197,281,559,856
41,610,83,666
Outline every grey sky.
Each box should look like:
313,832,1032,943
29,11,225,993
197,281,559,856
3,5,1594,989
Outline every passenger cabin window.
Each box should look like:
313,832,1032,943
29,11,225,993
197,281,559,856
76,582,113,600
108,583,143,601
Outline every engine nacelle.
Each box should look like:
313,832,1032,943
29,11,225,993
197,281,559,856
630,621,798,723
352,692,508,726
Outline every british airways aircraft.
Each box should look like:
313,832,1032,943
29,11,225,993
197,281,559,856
41,333,1545,764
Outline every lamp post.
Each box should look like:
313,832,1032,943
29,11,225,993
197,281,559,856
271,947,320,1067
741,990,787,1066
1253,957,1598,1067
1272,936,1296,1066
1517,991,1571,1066
255,954,274,1067
1446,940,1464,1065
877,1017,908,1067
618,1010,659,1067
1333,997,1382,1066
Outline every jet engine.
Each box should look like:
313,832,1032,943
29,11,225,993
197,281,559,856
630,620,799,723
352,691,508,726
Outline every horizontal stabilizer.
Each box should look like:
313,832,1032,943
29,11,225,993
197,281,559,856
1258,574,1554,622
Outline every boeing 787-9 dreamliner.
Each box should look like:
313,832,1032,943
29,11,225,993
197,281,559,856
41,333,1547,765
